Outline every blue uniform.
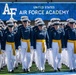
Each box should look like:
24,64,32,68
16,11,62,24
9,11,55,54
52,28,64,41
51,27,64,70
0,28,6,50
3,27,18,72
0,29,3,50
49,27,64,48
58,28,65,48
33,26,38,32
47,27,55,48
65,26,76,49
14,26,20,49
33,29,49,49
18,25,33,46
65,27,76,41
64,25,71,48
65,26,76,70
3,30,16,43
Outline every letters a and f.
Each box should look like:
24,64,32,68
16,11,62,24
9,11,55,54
2,3,17,19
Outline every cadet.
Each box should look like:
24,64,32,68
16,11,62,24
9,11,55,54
3,22,16,73
64,19,71,50
0,20,4,71
1,20,7,69
47,21,55,67
13,19,20,69
33,19,49,72
18,16,33,72
65,18,76,72
32,18,43,66
50,20,64,72
58,22,65,49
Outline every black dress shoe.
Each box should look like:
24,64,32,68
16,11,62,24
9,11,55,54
27,68,30,72
0,68,1,71
18,63,21,65
11,70,14,73
57,68,61,71
54,70,57,72
8,70,14,73
69,70,73,72
23,69,26,72
15,67,18,69
41,70,44,72
73,69,76,72
1,68,3,70
23,69,28,72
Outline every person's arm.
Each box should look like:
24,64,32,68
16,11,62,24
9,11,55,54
46,31,50,49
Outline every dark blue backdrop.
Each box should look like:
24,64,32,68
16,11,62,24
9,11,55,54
0,2,76,20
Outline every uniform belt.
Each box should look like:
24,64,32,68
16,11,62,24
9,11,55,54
6,42,15,56
0,50,2,54
53,40,62,53
68,40,76,54
21,39,30,52
36,39,46,53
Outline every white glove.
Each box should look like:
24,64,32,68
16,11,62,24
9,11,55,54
1,50,5,53
31,46,33,50
18,46,21,50
47,48,50,51
13,56,16,61
18,46,21,49
62,48,67,50
34,49,36,51
49,48,52,50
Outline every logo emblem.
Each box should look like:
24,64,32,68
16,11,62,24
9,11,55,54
2,3,17,19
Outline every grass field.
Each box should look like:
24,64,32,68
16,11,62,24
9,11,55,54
0,62,69,75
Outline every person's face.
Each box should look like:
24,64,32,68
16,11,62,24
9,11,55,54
59,25,62,28
73,23,76,28
14,22,17,27
38,25,43,30
28,22,31,26
22,21,28,27
0,24,2,30
54,25,59,30
8,26,13,32
68,23,75,29
59,25,64,29
0,26,2,30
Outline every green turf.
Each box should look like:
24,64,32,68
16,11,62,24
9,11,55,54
0,62,69,75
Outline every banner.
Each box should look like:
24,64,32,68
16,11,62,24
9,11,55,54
0,2,76,20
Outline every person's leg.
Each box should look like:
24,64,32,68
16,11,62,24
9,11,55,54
26,52,31,72
67,42,74,71
73,54,76,71
36,42,42,71
21,48,26,70
6,50,13,72
0,54,2,70
41,52,46,71
57,44,62,70
15,50,19,68
52,42,58,71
